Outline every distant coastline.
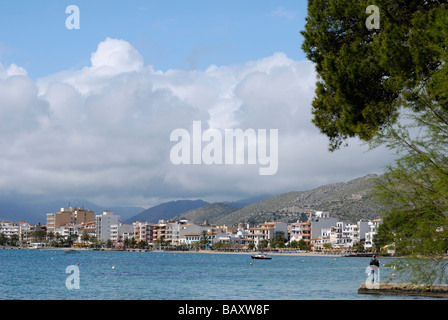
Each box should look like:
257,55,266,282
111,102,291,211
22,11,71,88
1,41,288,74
2,245,379,258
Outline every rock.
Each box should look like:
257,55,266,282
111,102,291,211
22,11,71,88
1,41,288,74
358,282,448,298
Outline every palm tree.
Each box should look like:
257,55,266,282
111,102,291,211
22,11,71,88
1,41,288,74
10,234,19,246
106,239,113,248
137,240,147,249
54,233,63,247
200,230,208,249
81,231,90,244
90,236,101,248
65,234,78,247
33,230,47,243
130,237,137,248
123,237,130,250
47,231,55,242
154,236,169,248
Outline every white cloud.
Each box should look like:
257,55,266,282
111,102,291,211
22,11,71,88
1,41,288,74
0,63,28,79
90,37,144,74
0,38,394,207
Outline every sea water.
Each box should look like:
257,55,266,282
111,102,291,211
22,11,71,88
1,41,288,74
0,249,435,300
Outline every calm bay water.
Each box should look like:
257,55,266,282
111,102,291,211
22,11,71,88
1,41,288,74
0,249,434,300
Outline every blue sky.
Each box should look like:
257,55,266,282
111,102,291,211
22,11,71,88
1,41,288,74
0,0,308,79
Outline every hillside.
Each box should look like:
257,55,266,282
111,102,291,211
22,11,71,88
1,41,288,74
172,203,239,225
210,174,386,225
125,200,209,224
222,194,273,209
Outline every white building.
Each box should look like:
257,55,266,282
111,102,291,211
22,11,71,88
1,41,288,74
54,224,81,238
178,222,209,237
345,221,369,246
110,223,134,243
314,220,372,250
179,230,228,246
246,222,288,248
95,211,120,241
310,212,338,240
289,211,338,245
0,221,20,238
216,231,247,245
365,219,383,249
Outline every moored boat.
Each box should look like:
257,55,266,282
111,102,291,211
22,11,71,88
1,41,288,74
251,254,272,260
63,249,80,254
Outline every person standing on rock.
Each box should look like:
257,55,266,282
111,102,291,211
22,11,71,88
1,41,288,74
369,254,380,283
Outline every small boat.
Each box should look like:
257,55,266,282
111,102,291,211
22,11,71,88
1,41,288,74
251,254,272,260
63,249,80,254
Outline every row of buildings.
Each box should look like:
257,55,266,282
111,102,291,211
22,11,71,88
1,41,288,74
1,206,383,250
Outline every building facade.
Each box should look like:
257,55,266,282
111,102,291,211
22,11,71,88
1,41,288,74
47,206,94,232
95,211,120,241
246,222,288,248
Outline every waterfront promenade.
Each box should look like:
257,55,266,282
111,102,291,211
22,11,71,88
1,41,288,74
1,245,365,258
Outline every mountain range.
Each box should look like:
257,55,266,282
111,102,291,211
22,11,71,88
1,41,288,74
123,194,273,224
211,174,385,225
0,174,385,226
124,200,210,224
169,174,385,225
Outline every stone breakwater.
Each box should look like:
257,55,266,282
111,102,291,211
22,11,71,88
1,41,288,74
358,282,448,298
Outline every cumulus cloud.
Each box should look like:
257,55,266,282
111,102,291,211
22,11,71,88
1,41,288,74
90,37,144,74
0,63,27,79
0,38,394,207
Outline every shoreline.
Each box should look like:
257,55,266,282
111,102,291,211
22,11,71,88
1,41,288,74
2,246,379,258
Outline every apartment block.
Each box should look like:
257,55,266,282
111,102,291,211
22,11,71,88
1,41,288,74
46,206,94,232
133,221,156,244
110,223,133,243
180,230,228,246
0,221,20,238
95,211,120,241
246,222,288,247
365,219,383,249
290,211,337,246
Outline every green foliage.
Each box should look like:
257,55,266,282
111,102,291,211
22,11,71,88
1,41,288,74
199,230,209,249
303,0,448,284
372,91,448,284
356,243,364,253
0,233,7,245
271,231,286,248
212,242,234,250
373,105,448,282
153,236,169,247
106,239,114,248
298,239,309,251
80,231,90,242
258,240,269,250
302,0,448,150
288,240,298,249
137,240,148,249
32,230,47,242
